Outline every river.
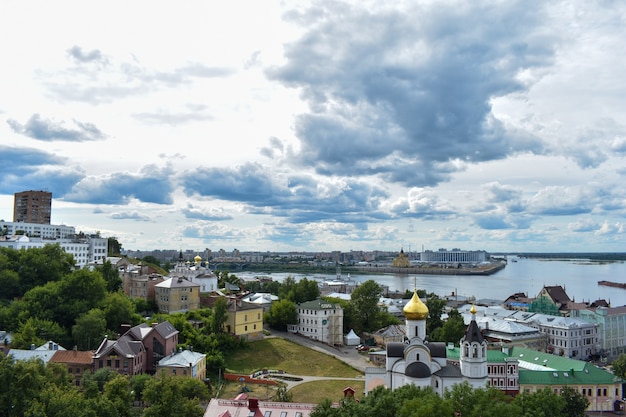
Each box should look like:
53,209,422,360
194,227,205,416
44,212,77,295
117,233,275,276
237,257,626,305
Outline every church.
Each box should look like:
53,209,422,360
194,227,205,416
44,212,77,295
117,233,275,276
365,289,489,395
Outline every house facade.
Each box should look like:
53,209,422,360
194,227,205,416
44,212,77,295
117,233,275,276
49,349,94,386
157,349,206,380
291,299,344,346
154,277,201,313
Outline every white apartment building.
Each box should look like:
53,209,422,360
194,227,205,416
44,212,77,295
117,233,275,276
290,299,344,346
0,234,108,269
0,221,75,239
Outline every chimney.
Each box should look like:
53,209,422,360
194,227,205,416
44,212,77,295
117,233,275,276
248,399,259,409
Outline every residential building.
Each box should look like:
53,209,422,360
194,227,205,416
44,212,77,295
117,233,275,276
573,305,626,360
0,221,75,239
154,277,200,313
49,349,94,386
93,334,146,376
157,348,206,381
7,341,65,365
13,190,52,224
291,299,344,346
0,233,108,268
123,322,179,373
205,296,264,340
93,321,179,375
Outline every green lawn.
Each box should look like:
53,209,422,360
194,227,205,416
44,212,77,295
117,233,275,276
221,337,365,403
288,380,365,404
224,337,363,377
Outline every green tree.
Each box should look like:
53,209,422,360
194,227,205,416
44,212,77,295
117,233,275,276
513,388,565,417
16,245,75,295
425,295,446,335
97,260,122,292
142,256,161,267
612,353,626,379
210,297,228,334
55,269,107,328
11,317,67,350
142,372,204,417
72,309,107,350
265,299,297,331
0,269,20,301
107,237,122,256
102,292,141,334
103,374,132,417
560,386,590,417
431,309,466,344
350,280,382,333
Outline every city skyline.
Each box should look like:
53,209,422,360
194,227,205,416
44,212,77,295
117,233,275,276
1,2,626,253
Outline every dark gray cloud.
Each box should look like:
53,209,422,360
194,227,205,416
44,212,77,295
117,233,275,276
0,146,84,195
268,1,551,186
180,162,390,223
7,113,106,142
64,164,174,205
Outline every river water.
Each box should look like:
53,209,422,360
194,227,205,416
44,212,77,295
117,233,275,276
238,257,626,305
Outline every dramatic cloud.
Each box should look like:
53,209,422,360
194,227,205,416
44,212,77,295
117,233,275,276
7,114,106,142
0,146,84,195
268,1,551,186
64,164,175,205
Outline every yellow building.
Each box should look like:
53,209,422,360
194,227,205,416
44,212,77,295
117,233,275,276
154,277,200,313
207,296,264,340
156,349,206,381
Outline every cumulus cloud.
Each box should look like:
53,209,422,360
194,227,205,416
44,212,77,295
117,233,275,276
0,146,84,195
67,46,109,65
568,218,600,233
181,204,233,221
181,162,389,223
7,113,106,142
268,1,552,186
595,221,624,236
110,211,152,221
64,164,174,204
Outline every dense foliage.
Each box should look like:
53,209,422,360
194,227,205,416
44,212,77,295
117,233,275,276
0,355,208,417
310,383,589,417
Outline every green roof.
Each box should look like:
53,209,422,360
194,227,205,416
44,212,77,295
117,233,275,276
518,365,621,385
445,346,622,385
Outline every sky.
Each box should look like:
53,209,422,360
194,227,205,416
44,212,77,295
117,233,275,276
1,1,625,254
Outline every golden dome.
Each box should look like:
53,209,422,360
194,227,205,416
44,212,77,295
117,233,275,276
403,290,429,320
470,304,477,315
194,255,202,263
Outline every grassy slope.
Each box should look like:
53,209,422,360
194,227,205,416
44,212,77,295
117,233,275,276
222,338,365,403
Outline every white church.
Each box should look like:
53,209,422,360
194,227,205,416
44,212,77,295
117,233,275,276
365,289,488,395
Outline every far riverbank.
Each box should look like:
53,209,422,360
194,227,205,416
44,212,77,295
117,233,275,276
353,261,505,276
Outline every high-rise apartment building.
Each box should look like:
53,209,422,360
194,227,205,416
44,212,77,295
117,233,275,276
13,190,52,224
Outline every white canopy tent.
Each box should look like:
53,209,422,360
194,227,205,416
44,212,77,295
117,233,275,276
343,329,360,346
